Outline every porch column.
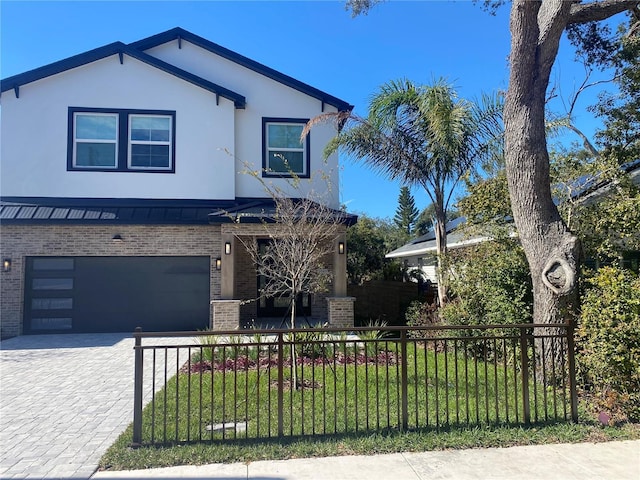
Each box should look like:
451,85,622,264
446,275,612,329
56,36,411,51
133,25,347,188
221,233,235,299
211,300,241,330
333,232,347,296
327,297,355,328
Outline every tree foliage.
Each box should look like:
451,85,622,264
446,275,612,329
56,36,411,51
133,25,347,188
440,237,532,329
593,18,640,164
458,171,511,227
414,204,434,237
346,215,387,284
577,266,640,421
393,186,419,236
315,79,502,305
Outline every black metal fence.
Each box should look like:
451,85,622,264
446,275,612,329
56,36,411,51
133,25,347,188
132,323,577,447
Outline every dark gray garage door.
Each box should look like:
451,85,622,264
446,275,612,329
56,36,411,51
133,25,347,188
24,256,210,333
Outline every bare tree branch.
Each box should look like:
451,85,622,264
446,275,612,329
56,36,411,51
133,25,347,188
568,0,637,25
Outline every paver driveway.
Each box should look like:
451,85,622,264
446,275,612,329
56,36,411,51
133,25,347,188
0,333,190,479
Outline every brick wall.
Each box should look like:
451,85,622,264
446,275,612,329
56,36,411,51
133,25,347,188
211,300,241,330
326,297,356,328
0,224,222,337
0,221,352,337
222,223,341,326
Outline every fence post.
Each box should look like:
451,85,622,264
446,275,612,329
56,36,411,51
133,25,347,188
277,331,284,437
132,327,143,447
566,321,579,422
400,329,408,431
519,328,531,425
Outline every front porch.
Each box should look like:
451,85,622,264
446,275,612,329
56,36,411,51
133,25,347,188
210,221,355,330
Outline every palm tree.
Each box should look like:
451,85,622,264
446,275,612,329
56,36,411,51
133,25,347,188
312,79,502,306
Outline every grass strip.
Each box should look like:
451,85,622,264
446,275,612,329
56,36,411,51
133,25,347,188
100,419,639,471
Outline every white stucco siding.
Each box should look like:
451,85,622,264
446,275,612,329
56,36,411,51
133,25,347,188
1,54,236,200
145,40,342,208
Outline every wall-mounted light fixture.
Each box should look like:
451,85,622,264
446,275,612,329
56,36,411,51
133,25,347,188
338,242,345,255
215,258,222,270
224,242,232,255
3,258,11,272
112,234,123,242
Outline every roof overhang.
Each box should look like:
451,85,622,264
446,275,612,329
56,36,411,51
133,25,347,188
130,27,353,113
1,38,246,108
207,198,358,226
385,235,491,259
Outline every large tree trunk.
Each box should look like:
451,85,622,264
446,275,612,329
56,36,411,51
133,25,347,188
504,1,580,357
504,0,635,375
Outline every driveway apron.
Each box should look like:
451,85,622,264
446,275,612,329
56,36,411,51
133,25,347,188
0,333,191,479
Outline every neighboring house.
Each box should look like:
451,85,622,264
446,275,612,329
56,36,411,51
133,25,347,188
385,218,477,284
387,159,640,281
0,27,355,337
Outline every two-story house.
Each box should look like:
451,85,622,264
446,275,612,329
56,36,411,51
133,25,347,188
0,27,355,337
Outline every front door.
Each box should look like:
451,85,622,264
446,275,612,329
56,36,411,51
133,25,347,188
256,240,311,318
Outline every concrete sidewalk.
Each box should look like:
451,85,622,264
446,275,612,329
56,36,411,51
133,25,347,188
93,440,640,479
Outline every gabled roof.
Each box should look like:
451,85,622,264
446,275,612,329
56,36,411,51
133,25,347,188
0,40,246,108
1,27,352,112
129,27,353,112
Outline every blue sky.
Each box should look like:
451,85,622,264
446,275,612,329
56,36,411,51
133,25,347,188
0,1,617,219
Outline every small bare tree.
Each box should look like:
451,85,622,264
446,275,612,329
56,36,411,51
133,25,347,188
242,194,344,330
230,163,347,387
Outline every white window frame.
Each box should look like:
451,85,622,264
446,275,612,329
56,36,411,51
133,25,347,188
127,114,173,171
73,112,119,169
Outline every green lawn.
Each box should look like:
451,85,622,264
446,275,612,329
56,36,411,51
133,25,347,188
99,338,639,471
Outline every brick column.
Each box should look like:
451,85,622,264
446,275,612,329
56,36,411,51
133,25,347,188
211,300,241,330
326,297,356,328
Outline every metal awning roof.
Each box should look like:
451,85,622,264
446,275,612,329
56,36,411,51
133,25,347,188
0,197,358,226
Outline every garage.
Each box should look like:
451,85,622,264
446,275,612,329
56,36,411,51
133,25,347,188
23,256,210,334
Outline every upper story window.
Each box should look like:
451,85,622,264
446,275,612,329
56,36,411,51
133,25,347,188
129,115,172,169
263,118,310,178
68,108,175,173
74,113,119,168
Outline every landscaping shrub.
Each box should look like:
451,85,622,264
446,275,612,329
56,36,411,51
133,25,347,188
440,238,532,326
438,238,532,358
405,300,439,337
576,266,640,422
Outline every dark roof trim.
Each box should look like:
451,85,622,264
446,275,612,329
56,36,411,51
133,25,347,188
130,27,353,112
0,197,238,207
207,198,358,226
124,48,245,108
1,42,126,94
0,197,357,226
0,197,235,225
1,41,246,108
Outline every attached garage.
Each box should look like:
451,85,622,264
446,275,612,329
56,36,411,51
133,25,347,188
23,256,210,334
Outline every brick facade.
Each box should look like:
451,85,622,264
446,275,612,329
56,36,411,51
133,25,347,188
0,222,353,337
0,224,222,337
222,224,338,327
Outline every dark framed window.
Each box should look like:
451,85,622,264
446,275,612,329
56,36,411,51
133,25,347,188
262,117,310,178
68,107,176,173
